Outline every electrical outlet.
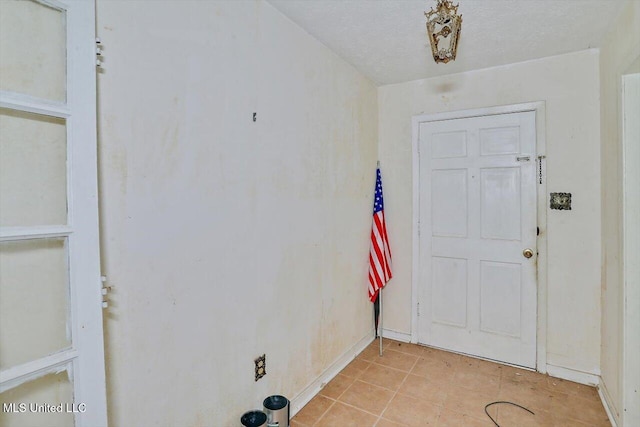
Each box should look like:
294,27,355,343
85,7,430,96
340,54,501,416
254,354,266,381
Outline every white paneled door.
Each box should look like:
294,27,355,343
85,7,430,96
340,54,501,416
0,1,107,426
418,111,537,368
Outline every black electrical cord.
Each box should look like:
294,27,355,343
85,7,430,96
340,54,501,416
484,401,535,427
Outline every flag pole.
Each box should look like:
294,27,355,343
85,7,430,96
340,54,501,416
377,160,383,357
379,287,383,356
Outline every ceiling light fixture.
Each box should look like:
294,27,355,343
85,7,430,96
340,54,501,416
425,0,462,64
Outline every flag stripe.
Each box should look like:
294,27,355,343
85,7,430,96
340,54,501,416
368,272,376,296
373,213,390,280
371,253,383,285
369,252,382,285
371,229,385,273
373,216,387,266
369,254,383,296
380,213,392,278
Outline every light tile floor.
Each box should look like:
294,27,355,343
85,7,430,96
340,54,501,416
291,339,611,427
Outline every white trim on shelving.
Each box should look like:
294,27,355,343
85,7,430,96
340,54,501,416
0,349,78,392
0,225,72,241
0,91,70,118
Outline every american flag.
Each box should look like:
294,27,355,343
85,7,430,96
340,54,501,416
368,167,392,302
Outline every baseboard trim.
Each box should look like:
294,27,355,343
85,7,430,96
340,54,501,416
546,364,599,387
599,377,619,427
381,329,412,343
289,331,374,417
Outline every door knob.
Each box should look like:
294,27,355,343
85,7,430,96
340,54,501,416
523,248,534,259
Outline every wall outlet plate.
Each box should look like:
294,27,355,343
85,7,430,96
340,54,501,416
255,354,266,381
550,192,572,210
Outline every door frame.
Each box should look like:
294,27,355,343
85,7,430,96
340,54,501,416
622,71,640,426
411,101,547,372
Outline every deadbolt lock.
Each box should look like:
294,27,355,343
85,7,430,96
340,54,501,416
523,248,534,259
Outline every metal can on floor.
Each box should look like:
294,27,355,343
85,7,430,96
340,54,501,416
263,395,289,427
241,410,267,427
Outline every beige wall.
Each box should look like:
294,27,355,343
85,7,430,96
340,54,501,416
378,50,602,375
599,1,640,424
96,1,377,425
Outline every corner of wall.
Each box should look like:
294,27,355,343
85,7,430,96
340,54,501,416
599,377,620,427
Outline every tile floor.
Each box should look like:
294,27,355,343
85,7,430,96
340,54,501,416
291,339,611,427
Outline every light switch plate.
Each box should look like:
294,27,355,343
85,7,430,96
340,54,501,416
550,192,571,210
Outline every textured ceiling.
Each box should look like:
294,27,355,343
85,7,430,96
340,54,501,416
267,0,627,86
